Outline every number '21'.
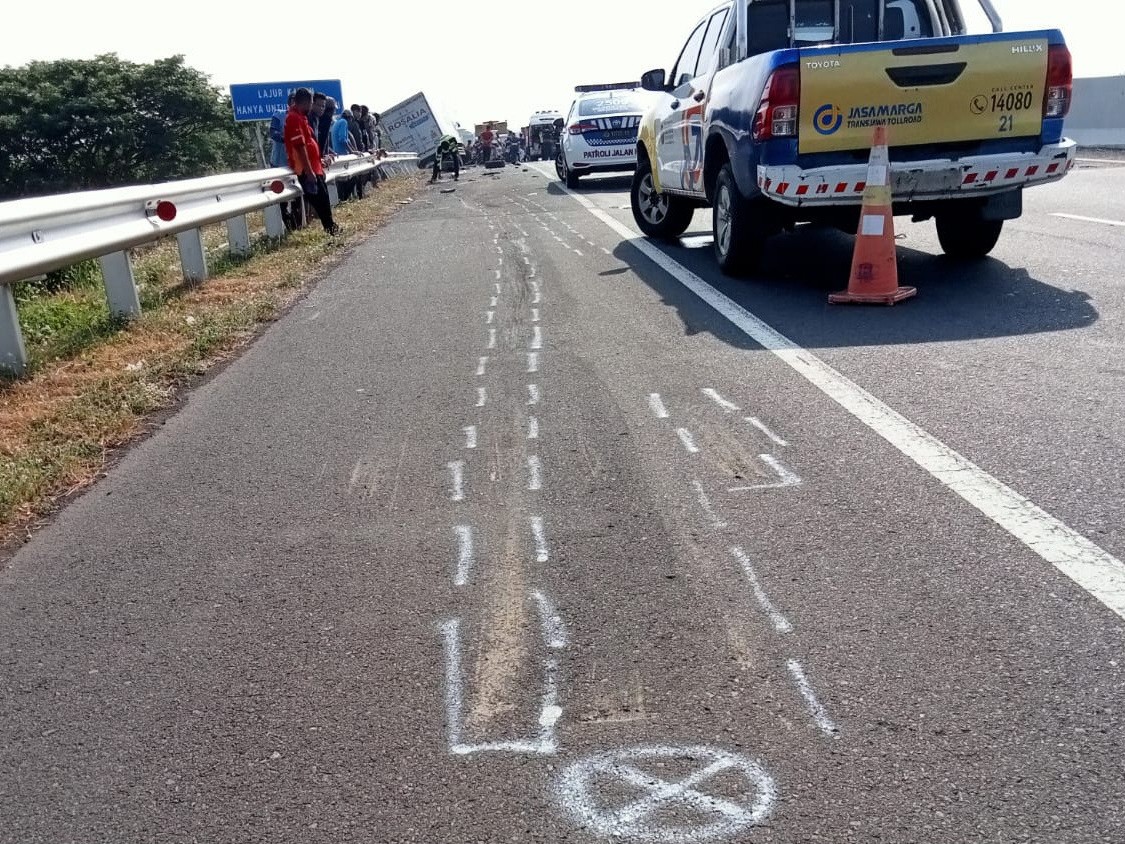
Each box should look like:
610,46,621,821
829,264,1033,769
999,114,1014,133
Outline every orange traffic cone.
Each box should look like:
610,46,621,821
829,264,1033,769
828,126,916,306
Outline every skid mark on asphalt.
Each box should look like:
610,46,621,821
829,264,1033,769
544,166,1125,623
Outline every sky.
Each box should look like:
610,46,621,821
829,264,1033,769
4,0,1119,133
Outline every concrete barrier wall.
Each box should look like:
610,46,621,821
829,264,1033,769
1068,77,1125,147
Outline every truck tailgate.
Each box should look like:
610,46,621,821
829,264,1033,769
798,31,1054,154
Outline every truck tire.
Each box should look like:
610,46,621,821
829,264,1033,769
936,209,1004,259
713,163,766,275
631,156,693,240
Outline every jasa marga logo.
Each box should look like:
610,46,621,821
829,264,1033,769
813,104,844,135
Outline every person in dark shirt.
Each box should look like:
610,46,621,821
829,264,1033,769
431,134,460,183
317,96,337,159
307,92,327,142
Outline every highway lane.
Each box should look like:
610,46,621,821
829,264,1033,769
528,160,1125,566
0,162,1123,843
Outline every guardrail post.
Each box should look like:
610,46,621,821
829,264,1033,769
0,286,29,376
327,182,341,207
226,215,252,257
98,251,141,318
176,228,208,283
264,204,286,239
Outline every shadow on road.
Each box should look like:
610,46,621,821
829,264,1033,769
563,175,634,195
604,223,1098,350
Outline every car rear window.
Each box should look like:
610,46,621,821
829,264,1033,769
578,94,646,117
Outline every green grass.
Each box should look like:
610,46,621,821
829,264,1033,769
0,174,424,536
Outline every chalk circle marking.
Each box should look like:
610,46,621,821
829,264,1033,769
556,745,776,843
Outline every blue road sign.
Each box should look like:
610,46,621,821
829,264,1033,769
229,80,345,122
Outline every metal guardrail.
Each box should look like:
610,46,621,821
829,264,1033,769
0,152,419,375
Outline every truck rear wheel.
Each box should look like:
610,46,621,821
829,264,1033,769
631,156,693,240
713,164,766,275
936,209,1004,259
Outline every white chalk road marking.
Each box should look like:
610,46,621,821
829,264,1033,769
527,455,543,490
543,165,1125,623
528,415,540,440
556,745,776,843
453,525,474,587
648,393,670,419
692,479,728,530
531,590,568,648
728,454,802,491
476,356,489,377
702,388,740,413
531,516,550,563
476,387,488,408
746,417,789,447
532,307,541,322
531,326,543,350
730,547,793,635
447,461,465,502
676,428,700,455
438,619,558,756
486,310,495,324
528,384,541,406
463,425,478,449
527,352,540,373
786,659,839,738
487,328,497,349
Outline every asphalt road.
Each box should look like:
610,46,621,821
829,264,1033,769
2,156,1124,843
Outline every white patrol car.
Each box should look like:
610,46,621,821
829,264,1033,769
557,83,654,188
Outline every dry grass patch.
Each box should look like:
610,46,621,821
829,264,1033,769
0,174,424,542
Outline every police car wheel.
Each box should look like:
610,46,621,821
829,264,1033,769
935,209,1003,259
631,158,692,240
556,154,566,181
713,164,766,275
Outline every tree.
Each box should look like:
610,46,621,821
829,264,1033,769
0,54,255,199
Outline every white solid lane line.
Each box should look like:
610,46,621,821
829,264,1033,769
538,162,1125,624
1051,213,1125,227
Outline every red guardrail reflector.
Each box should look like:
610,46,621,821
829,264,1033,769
155,200,177,222
269,179,286,194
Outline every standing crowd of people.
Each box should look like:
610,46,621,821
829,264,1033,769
268,88,386,236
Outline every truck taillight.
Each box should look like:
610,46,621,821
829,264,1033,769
753,65,800,141
1044,44,1072,118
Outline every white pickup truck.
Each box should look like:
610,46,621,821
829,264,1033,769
632,0,1075,273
